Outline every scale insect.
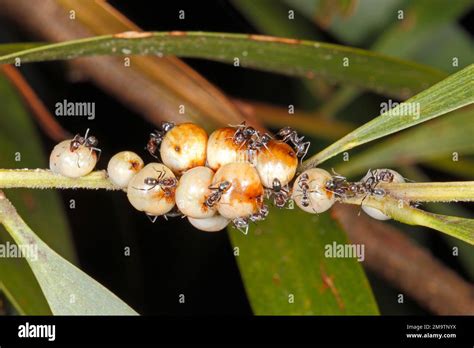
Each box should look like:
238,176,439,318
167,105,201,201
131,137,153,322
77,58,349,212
127,163,177,218
49,128,100,178
292,168,335,214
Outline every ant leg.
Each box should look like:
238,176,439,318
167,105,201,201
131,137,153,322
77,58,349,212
132,182,158,192
236,224,249,235
146,214,158,223
299,142,311,161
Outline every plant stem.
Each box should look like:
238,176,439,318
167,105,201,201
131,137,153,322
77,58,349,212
0,169,119,190
378,181,474,202
340,194,474,245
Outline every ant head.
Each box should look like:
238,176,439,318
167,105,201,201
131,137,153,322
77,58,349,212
272,178,281,190
69,139,81,151
161,122,175,132
86,136,98,147
261,133,272,143
278,126,291,134
144,177,157,185
219,181,231,191
233,217,248,228
243,127,256,137
325,180,336,190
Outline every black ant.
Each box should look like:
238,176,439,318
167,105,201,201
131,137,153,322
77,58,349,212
296,173,311,208
70,128,101,156
146,121,175,158
205,181,232,208
266,178,291,208
230,121,259,148
276,126,310,160
136,168,177,196
230,122,273,163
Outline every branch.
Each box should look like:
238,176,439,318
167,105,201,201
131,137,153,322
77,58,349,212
379,181,474,202
340,192,474,245
332,204,474,315
0,169,119,190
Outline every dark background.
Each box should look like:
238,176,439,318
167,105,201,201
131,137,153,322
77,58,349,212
0,0,472,315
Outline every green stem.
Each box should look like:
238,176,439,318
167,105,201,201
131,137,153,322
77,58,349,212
378,181,474,202
340,194,474,245
0,169,119,190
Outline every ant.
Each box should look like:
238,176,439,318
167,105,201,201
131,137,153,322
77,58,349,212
232,204,269,235
230,121,259,148
230,121,273,163
136,168,177,196
205,181,232,208
276,126,310,161
146,121,175,158
325,171,353,199
295,173,311,208
70,128,101,157
266,178,291,208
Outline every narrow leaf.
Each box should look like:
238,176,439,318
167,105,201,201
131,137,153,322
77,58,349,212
0,32,446,99
303,64,474,169
0,193,138,315
335,107,474,176
0,73,76,314
229,206,379,315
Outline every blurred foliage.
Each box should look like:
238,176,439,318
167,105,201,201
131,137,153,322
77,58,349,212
0,73,76,314
230,206,379,315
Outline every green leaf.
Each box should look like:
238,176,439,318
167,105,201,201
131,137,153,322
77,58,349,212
303,64,474,169
228,206,379,315
0,43,43,56
0,193,138,315
285,0,404,45
0,32,446,99
374,0,474,58
317,0,472,118
335,107,474,176
0,73,76,314
410,25,474,73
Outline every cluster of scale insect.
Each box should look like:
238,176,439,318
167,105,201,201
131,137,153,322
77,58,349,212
51,122,386,233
